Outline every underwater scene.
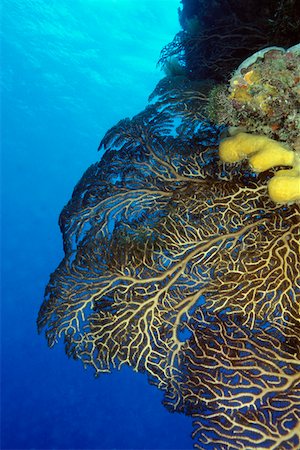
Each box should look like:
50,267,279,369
2,1,300,449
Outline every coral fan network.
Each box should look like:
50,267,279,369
38,1,300,448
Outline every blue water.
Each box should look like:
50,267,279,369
1,1,193,448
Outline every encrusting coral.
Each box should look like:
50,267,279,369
208,44,300,148
209,44,300,205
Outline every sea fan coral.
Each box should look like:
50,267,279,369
38,3,300,448
164,312,300,449
38,74,300,448
159,0,300,81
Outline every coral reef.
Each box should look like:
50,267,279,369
159,0,300,81
38,75,300,448
38,2,300,449
208,45,300,148
165,313,300,449
211,45,300,206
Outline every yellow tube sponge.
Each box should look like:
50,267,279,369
268,155,300,204
249,143,295,172
268,174,300,203
219,132,300,204
219,132,295,172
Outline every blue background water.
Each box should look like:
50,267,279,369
1,1,193,448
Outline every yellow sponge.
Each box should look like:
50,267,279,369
268,173,300,203
219,132,300,204
219,132,295,171
267,156,300,204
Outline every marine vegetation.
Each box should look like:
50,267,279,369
159,0,300,81
38,2,300,449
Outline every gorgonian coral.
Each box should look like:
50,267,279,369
164,312,300,449
159,0,300,81
38,71,300,448
37,1,300,446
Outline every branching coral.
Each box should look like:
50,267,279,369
159,0,300,81
38,5,300,448
164,312,300,449
38,75,300,448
